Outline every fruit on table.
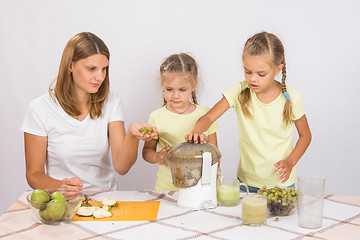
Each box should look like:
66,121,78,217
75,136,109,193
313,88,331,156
93,208,112,219
258,185,298,216
77,197,117,219
30,189,50,209
46,199,66,221
39,205,51,221
102,198,117,206
51,191,67,202
77,206,96,216
139,127,153,135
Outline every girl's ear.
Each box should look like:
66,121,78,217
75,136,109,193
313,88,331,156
192,80,198,92
275,64,284,75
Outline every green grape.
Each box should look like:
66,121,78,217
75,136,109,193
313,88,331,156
139,127,153,135
259,185,298,216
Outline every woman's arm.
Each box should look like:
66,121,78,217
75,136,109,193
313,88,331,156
186,96,230,144
109,121,157,175
274,115,312,183
24,133,83,190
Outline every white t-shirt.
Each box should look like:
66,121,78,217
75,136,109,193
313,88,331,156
21,92,124,190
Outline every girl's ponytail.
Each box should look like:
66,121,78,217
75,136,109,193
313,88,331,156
281,61,294,125
238,86,252,118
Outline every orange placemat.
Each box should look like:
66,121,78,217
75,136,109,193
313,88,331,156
71,201,160,221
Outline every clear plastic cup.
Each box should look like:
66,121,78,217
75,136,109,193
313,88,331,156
297,176,325,229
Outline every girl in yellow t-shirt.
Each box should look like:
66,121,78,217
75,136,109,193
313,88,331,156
186,32,312,192
142,53,219,191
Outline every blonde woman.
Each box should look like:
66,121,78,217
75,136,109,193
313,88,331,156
22,32,156,193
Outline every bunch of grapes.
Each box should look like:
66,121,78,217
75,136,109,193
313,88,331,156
139,127,153,135
258,185,298,216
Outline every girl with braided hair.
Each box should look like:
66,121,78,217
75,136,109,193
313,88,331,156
186,32,311,192
142,53,219,191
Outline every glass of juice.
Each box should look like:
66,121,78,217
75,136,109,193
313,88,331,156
217,178,241,206
242,194,267,226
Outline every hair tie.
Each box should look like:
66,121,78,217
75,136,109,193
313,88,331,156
283,92,290,100
245,83,250,89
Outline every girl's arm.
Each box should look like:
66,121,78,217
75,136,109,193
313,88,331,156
24,133,83,191
142,139,171,164
109,121,157,175
274,115,312,184
186,96,230,144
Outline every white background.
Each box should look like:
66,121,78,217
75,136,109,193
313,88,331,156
1,0,359,214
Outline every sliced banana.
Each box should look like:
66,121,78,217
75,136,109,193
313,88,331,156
102,198,117,206
93,208,112,219
77,206,96,216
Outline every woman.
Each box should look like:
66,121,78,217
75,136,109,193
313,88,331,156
21,32,156,192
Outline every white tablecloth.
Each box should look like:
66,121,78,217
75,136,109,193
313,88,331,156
1,190,360,240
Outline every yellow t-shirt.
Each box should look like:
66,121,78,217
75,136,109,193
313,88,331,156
223,81,305,188
148,105,219,191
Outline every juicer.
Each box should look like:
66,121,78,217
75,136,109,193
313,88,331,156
167,142,221,210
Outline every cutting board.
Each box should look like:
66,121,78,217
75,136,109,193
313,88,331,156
71,201,160,221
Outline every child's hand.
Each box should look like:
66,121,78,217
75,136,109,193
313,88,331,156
185,132,208,144
155,144,172,164
274,159,295,184
129,122,157,141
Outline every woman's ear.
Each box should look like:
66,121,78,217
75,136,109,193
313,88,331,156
69,62,74,72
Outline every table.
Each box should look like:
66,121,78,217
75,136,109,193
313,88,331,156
1,190,360,240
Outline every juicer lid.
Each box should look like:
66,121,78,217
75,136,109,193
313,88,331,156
168,141,221,163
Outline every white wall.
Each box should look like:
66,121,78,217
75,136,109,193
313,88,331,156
1,0,359,214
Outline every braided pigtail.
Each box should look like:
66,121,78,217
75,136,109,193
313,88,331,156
281,61,294,125
238,86,253,118
191,91,198,105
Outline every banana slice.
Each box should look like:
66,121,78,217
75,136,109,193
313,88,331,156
93,208,112,219
77,206,96,216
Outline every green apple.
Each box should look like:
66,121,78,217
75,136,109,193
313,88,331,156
50,191,66,202
39,209,51,221
39,204,51,221
46,199,65,221
30,189,50,209
62,203,75,221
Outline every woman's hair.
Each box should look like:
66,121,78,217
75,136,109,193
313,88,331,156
49,32,110,119
159,53,198,106
240,31,294,125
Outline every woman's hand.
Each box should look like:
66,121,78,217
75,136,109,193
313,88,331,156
128,122,157,141
60,177,83,199
274,159,295,184
60,177,83,190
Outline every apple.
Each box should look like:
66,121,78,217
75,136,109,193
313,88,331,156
30,189,50,209
50,191,66,202
46,199,65,221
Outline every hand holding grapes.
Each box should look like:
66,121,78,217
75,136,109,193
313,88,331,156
128,122,157,140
